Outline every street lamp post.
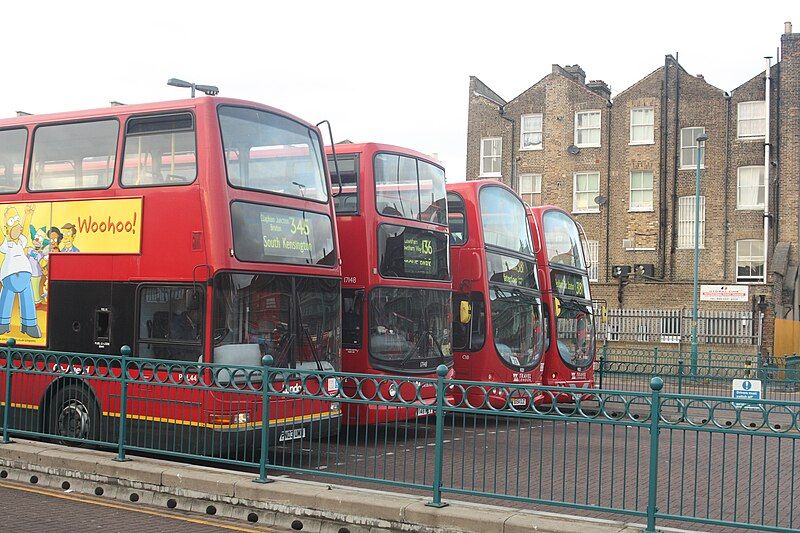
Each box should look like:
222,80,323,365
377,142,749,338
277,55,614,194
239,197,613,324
691,133,708,376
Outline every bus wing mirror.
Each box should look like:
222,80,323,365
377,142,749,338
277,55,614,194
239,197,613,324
459,301,472,324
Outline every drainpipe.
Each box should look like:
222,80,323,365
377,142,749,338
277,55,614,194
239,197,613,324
763,57,771,285
723,93,731,279
774,49,781,245
659,56,669,279
605,100,612,283
499,109,517,191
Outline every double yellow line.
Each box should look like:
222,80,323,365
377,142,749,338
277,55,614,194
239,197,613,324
0,480,272,532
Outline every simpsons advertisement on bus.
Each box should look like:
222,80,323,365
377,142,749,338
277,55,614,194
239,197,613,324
0,198,142,347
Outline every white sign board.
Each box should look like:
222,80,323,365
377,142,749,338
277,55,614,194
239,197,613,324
732,379,762,409
701,285,749,302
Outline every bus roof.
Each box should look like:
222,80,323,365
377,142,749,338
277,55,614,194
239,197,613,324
326,142,442,167
0,96,319,131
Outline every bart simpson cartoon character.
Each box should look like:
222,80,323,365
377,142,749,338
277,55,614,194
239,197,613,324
60,223,80,253
0,205,40,337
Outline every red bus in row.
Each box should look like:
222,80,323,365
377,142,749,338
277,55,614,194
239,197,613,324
447,180,545,407
529,206,596,390
0,97,342,453
327,143,453,424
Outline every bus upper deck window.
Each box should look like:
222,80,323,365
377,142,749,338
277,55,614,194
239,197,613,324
122,113,197,187
30,120,119,192
0,129,26,194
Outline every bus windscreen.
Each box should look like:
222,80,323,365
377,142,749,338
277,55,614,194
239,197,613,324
543,210,586,269
479,186,533,256
377,224,449,281
231,201,336,266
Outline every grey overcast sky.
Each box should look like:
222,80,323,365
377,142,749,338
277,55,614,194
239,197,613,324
1,1,797,181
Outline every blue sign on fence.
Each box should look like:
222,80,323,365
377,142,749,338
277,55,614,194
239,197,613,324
732,379,762,409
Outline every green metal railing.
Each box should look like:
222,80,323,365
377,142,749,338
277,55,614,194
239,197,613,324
0,340,798,532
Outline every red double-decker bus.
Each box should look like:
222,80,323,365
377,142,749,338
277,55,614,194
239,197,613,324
529,206,595,390
327,143,452,424
0,97,341,453
447,180,545,407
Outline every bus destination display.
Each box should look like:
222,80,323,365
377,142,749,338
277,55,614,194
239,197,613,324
552,270,588,298
231,201,336,266
378,225,448,280
487,253,536,289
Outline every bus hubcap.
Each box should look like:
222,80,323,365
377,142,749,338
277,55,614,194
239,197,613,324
58,400,91,438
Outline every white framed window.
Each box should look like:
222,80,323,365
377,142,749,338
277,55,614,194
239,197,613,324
680,127,706,169
575,110,601,148
737,166,765,210
520,114,543,150
586,240,599,281
736,240,765,282
630,107,654,145
629,170,654,211
479,137,502,177
573,171,600,213
519,173,542,206
677,196,705,249
737,101,766,139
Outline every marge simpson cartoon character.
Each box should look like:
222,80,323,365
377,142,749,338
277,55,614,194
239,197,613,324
0,205,40,337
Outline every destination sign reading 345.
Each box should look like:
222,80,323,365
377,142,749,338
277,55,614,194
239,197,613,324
261,213,313,254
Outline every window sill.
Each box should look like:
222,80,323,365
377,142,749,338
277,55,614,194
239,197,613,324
519,147,543,151
737,136,765,142
736,206,765,211
679,166,705,171
575,144,601,149
629,141,655,146
677,246,706,250
628,208,655,213
737,279,766,284
572,209,600,215
624,247,656,252
479,173,502,179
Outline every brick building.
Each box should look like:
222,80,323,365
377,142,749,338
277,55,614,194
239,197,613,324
465,23,800,355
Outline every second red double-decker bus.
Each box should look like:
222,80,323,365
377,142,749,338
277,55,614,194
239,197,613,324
529,206,596,390
447,180,545,408
0,96,341,455
327,142,453,424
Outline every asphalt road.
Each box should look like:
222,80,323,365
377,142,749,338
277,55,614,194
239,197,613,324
0,479,283,533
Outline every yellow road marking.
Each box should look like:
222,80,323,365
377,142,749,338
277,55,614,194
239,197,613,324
0,480,270,532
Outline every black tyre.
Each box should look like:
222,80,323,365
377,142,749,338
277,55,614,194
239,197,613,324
46,384,101,444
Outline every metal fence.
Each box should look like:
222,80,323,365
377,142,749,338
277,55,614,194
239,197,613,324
0,340,798,533
598,308,756,346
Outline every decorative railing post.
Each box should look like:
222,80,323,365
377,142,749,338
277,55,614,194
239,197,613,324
254,355,273,484
653,346,659,371
114,345,131,462
597,354,604,389
677,359,684,395
645,376,664,533
2,338,15,444
427,364,449,508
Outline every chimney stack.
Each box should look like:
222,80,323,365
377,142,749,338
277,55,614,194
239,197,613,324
586,80,611,99
561,64,586,85
785,21,792,34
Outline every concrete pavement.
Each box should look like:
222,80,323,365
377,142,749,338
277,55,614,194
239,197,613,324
0,438,653,533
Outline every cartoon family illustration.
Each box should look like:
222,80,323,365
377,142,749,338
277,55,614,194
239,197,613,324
0,203,80,338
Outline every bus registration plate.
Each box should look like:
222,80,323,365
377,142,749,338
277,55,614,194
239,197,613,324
279,428,306,442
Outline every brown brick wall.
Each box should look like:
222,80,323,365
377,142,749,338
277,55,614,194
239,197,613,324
464,26,800,354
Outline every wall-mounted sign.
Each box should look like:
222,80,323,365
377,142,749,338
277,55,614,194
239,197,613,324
700,285,749,302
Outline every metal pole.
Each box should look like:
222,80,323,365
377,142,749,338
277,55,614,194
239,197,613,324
691,135,707,377
427,364,449,508
254,355,273,484
645,376,664,533
114,345,131,462
2,339,15,444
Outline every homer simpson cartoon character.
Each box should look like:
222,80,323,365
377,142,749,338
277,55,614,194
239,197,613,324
0,204,40,337
60,223,80,253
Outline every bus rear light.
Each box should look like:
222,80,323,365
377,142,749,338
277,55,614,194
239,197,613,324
208,412,249,425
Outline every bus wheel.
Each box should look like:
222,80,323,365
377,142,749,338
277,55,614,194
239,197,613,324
47,385,100,444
